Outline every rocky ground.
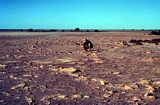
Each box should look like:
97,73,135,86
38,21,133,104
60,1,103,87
0,32,160,105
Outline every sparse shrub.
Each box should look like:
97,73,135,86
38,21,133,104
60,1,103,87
94,30,99,32
50,29,57,32
75,28,80,32
28,28,33,32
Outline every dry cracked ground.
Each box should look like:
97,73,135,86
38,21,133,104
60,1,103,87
0,32,160,105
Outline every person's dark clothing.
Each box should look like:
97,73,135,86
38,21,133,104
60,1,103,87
83,39,93,51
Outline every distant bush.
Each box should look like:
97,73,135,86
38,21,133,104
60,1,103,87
61,30,65,32
28,28,33,32
94,30,99,32
50,29,57,32
75,28,80,32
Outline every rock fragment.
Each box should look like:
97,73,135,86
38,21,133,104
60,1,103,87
11,83,26,90
77,61,85,65
2,92,10,96
123,85,132,90
137,79,149,85
9,75,17,80
41,94,67,101
72,94,82,99
132,96,141,102
25,96,34,104
103,91,113,98
100,79,106,85
0,64,8,68
144,93,155,100
83,95,90,99
60,67,77,73
113,72,121,75
146,85,154,94
39,65,44,69
91,78,107,85
153,81,160,86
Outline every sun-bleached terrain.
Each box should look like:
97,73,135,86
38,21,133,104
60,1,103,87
0,31,160,104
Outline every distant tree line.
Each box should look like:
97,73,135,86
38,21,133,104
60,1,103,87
26,28,160,35
1,28,159,33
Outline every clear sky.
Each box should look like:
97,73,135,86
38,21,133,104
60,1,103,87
0,0,160,29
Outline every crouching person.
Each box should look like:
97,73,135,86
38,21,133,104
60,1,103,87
83,39,93,51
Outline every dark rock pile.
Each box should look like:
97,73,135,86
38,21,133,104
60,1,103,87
151,30,160,35
129,38,160,45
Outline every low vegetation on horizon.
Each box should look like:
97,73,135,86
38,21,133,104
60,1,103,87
0,28,160,35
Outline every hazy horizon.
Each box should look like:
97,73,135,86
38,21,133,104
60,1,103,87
0,0,160,29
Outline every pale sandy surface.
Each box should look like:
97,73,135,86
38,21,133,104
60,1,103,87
0,32,89,36
0,32,160,104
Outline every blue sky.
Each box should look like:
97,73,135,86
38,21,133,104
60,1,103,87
0,0,160,29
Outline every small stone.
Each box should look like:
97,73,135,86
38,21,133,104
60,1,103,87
95,60,103,63
28,51,32,53
144,93,155,100
2,92,10,96
130,83,139,89
103,94,111,98
23,74,32,77
146,85,154,94
39,65,44,69
113,72,121,75
0,64,7,68
77,62,85,65
9,75,15,79
138,79,149,85
123,85,132,90
146,51,151,54
69,73,79,77
0,72,6,74
91,78,107,85
58,94,67,99
142,58,154,62
25,96,33,104
34,75,38,78
6,55,10,58
133,96,141,101
148,96,155,100
0,100,4,102
72,94,82,99
11,83,25,90
153,81,160,86
100,80,106,85
60,67,77,73
23,86,29,92
83,95,90,99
